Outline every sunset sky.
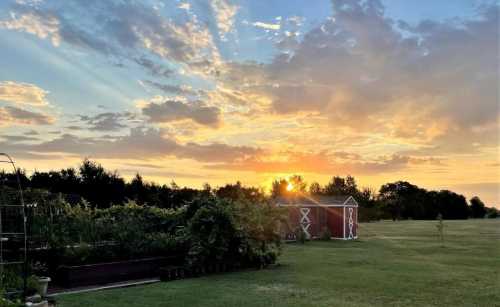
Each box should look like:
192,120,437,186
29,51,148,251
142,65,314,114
0,0,498,206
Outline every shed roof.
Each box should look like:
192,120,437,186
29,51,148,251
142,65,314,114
275,195,353,205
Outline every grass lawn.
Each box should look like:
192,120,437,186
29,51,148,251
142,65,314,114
58,219,500,307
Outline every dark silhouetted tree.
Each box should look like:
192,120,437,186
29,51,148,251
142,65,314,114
469,196,487,218
309,182,322,195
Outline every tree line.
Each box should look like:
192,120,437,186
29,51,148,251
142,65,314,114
272,175,497,220
0,160,497,220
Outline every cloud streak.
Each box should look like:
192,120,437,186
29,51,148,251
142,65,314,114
0,106,55,126
0,128,259,163
141,98,221,128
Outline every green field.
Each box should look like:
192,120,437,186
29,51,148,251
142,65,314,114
58,219,500,307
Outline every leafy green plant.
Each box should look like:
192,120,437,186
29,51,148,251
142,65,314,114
0,294,23,307
295,227,307,244
185,197,237,267
28,191,285,273
0,267,39,299
231,197,285,268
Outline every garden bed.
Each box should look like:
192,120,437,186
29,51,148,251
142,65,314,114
55,256,181,288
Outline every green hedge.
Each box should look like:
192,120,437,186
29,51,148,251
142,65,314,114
29,192,285,273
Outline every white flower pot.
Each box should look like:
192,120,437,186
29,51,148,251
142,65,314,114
37,277,51,297
25,301,48,307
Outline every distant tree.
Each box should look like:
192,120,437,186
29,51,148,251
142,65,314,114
127,174,147,205
1,160,483,221
357,187,376,207
271,179,288,198
435,190,469,219
469,196,487,218
324,176,346,196
170,186,200,208
216,182,243,201
271,175,306,197
309,182,322,195
345,175,358,195
486,207,498,218
202,183,212,192
357,187,382,222
30,171,51,190
379,181,421,221
0,168,29,189
59,168,81,193
78,159,126,208
216,182,264,203
288,175,307,194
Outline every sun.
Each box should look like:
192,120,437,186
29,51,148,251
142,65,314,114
286,182,294,192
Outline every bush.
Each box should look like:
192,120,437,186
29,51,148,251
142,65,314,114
0,267,39,300
0,295,23,307
358,207,382,222
319,227,332,241
295,227,308,244
29,192,284,274
183,195,284,269
185,197,237,267
32,199,186,267
486,207,498,218
232,198,284,268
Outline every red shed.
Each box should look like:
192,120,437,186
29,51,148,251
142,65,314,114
277,195,358,240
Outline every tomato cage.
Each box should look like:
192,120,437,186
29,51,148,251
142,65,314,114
0,153,28,301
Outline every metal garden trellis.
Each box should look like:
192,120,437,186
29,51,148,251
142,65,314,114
0,153,28,301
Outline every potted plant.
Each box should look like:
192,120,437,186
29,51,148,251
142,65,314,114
31,262,50,297
35,277,51,298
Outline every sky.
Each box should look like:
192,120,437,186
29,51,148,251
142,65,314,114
0,0,498,206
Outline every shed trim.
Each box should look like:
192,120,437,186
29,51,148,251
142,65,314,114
343,206,346,239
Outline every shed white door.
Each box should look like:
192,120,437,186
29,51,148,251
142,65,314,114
300,207,312,239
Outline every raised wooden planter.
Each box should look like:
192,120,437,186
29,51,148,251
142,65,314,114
55,256,181,288
159,263,239,282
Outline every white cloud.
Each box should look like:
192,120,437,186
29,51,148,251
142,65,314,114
178,2,191,11
0,81,49,106
221,0,499,153
0,11,61,46
211,0,238,39
1,1,220,68
252,21,281,30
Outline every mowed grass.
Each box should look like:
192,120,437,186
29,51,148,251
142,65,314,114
58,219,500,307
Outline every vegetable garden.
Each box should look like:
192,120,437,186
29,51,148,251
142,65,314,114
0,184,285,306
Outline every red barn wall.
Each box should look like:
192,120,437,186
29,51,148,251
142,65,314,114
280,205,358,240
326,207,344,238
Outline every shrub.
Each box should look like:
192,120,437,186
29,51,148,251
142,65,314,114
0,266,39,298
231,197,285,268
183,195,284,269
295,227,308,244
0,294,23,307
358,207,382,222
319,227,332,241
29,192,284,273
436,213,445,247
487,207,498,219
185,197,237,267
31,199,186,264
